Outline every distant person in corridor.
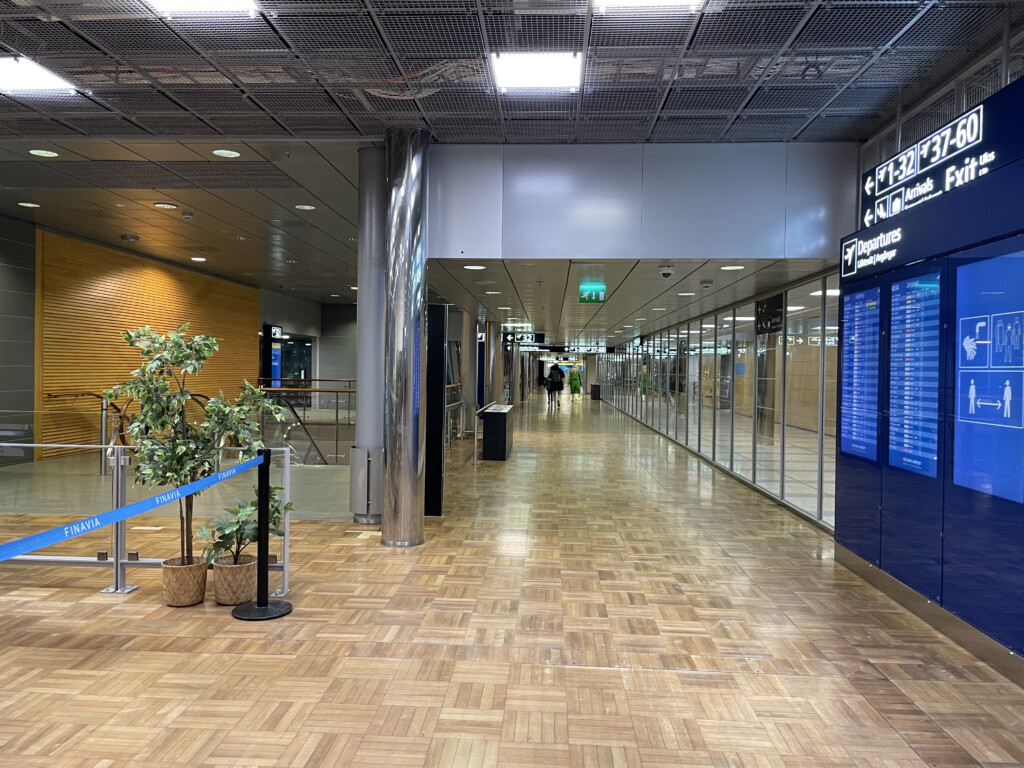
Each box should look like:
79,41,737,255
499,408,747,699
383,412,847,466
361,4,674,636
569,365,583,402
546,363,565,407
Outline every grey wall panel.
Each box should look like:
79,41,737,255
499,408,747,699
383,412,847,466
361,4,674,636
426,143,860,263
784,143,861,260
641,144,787,260
0,216,35,466
426,144,503,262
501,145,644,260
320,304,358,382
260,289,322,339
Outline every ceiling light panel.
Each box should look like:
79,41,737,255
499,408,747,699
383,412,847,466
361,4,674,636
490,52,583,92
145,0,258,16
0,58,77,93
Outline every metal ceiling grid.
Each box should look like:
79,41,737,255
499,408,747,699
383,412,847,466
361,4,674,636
962,58,1004,109
505,118,576,141
72,20,196,56
94,88,188,113
674,56,759,86
69,115,150,134
588,11,697,53
747,83,841,112
142,116,218,134
664,86,748,113
430,119,505,140
725,113,807,140
577,118,649,141
484,12,586,53
168,17,288,53
899,89,956,146
581,88,663,115
650,116,730,141
501,92,576,118
691,6,808,54
792,4,921,52
584,57,673,89
0,118,76,136
205,114,290,134
271,14,386,55
419,89,499,117
379,13,485,57
799,112,882,141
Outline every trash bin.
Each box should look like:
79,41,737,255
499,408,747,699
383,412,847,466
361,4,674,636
591,384,601,401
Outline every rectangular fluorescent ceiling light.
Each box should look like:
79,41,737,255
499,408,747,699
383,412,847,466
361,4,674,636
490,52,582,92
146,0,257,15
0,58,76,93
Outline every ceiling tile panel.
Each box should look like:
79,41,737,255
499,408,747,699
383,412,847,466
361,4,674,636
691,6,807,54
793,4,921,51
380,13,485,57
582,88,662,115
589,11,697,52
271,13,386,54
724,113,808,141
650,116,730,141
747,84,841,112
485,12,586,53
74,20,197,56
138,115,219,135
664,86,748,113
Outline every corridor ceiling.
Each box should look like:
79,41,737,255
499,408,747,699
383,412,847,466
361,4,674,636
0,1,1021,144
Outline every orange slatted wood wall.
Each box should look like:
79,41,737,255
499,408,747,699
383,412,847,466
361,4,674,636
35,231,259,458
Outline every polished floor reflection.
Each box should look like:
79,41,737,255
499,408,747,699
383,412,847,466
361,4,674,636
0,396,1021,767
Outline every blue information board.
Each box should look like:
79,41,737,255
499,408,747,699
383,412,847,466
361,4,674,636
888,273,941,478
841,287,881,460
954,251,1024,502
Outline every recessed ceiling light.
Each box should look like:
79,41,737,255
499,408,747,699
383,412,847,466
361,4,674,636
115,203,125,207
810,289,841,297
29,149,59,158
720,265,745,271
653,308,666,311
623,325,633,328
677,292,695,296
702,324,716,328
284,259,298,264
0,57,77,93
464,265,486,270
498,306,512,310
190,257,206,262
146,0,257,17
735,316,756,321
295,204,316,211
350,286,358,291
485,291,501,295
330,294,339,297
787,306,805,311
490,52,582,92
212,149,241,158
17,202,40,208
154,202,177,210
635,317,647,321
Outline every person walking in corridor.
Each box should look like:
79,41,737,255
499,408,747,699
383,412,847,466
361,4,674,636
569,365,583,402
547,362,565,406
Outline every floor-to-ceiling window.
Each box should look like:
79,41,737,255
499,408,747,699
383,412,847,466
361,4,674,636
598,269,839,529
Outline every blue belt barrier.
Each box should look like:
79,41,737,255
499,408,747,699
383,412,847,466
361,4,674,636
0,455,264,563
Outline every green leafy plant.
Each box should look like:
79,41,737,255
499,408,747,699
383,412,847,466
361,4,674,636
198,484,290,565
104,324,283,565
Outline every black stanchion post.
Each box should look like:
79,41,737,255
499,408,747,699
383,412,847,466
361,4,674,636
233,449,293,621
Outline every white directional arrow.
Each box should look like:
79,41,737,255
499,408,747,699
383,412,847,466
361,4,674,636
863,209,875,227
864,175,875,196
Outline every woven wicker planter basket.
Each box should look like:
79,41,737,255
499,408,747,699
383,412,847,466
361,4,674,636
162,556,208,607
213,554,257,606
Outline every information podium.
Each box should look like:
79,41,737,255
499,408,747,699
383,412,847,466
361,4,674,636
480,404,513,461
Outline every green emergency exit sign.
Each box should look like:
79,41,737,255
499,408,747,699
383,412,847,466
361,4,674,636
579,284,606,304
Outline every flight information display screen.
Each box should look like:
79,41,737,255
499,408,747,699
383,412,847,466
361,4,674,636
954,251,1024,502
889,273,941,477
841,287,881,460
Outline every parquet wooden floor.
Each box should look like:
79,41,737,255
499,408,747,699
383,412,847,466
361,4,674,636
1,398,1023,767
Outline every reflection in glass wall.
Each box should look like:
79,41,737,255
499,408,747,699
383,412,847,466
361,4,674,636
597,271,840,529
716,311,734,468
732,304,756,480
783,282,823,516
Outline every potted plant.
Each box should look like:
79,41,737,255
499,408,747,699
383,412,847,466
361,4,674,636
105,324,283,607
198,485,290,605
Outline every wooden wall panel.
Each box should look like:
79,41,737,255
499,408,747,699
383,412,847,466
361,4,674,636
35,231,259,457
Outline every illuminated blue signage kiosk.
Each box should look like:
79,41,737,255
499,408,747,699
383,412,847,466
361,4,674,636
837,74,1024,656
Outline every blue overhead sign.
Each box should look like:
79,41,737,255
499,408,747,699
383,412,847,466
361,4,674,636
860,74,1024,229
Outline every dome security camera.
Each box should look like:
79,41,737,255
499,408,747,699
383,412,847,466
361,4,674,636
659,264,675,279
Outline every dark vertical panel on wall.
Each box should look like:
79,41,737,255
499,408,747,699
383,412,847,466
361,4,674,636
0,218,35,465
320,305,359,383
425,304,447,517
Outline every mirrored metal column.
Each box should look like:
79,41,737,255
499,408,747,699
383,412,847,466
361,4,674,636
350,147,386,525
382,127,430,547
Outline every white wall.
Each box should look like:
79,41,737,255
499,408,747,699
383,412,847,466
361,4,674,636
425,143,859,262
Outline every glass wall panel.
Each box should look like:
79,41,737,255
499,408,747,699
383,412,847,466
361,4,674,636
687,323,700,446
652,333,663,431
755,324,782,494
822,274,840,525
783,280,823,516
732,303,756,480
716,311,734,467
700,320,716,456
670,330,682,440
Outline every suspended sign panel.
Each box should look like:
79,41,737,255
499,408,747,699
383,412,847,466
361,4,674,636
579,284,606,304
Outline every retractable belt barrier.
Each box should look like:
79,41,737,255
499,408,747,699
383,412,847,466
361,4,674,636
0,455,264,563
